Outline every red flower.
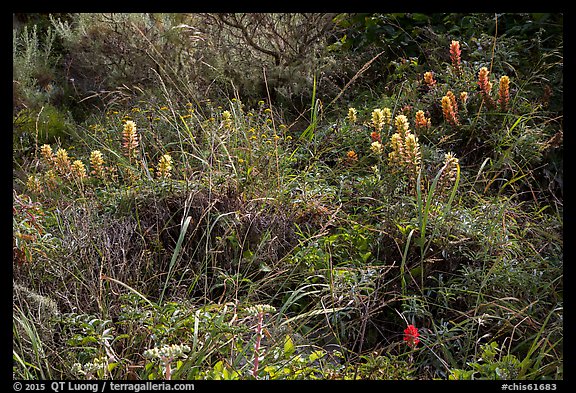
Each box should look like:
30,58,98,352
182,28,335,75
403,324,420,348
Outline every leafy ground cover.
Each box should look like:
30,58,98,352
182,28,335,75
13,13,562,380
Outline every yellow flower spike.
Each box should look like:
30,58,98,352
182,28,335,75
44,170,58,191
404,134,421,167
372,109,385,131
498,75,510,111
437,152,460,194
122,120,139,156
90,150,106,178
446,90,458,114
26,175,43,194
246,304,276,315
388,133,404,167
346,150,358,162
71,160,87,179
348,107,358,124
222,110,233,129
54,148,71,176
40,144,54,164
443,152,459,181
370,141,384,154
382,107,392,126
55,148,69,163
157,154,173,179
394,115,410,137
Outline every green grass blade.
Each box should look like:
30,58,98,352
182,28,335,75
160,215,192,305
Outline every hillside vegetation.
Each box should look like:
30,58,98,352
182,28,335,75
13,13,563,380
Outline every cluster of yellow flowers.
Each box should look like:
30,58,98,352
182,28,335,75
54,147,72,177
371,108,392,132
27,120,179,196
222,110,233,129
388,115,422,185
38,144,98,184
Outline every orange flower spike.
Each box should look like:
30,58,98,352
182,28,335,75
415,110,430,131
478,67,494,107
423,71,437,88
450,40,462,72
442,94,459,127
346,150,358,161
446,90,458,114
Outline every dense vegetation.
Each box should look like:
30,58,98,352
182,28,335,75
13,13,563,380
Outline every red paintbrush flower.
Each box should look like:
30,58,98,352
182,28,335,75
403,324,420,348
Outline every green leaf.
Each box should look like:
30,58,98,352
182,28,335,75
284,335,295,357
308,350,324,362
